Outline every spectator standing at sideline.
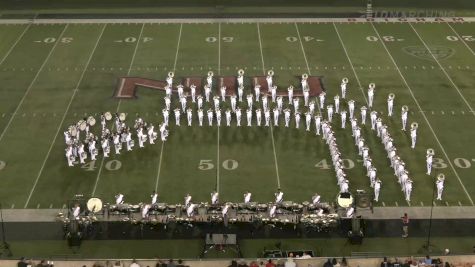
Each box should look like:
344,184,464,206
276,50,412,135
341,257,348,267
17,257,28,267
323,259,333,267
380,257,391,267
249,261,259,267
229,260,238,267
265,259,276,267
284,257,296,267
401,213,409,238
130,259,140,267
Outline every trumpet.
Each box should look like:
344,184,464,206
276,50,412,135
267,70,274,76
238,69,244,76
168,71,174,78
388,93,395,100
426,148,435,156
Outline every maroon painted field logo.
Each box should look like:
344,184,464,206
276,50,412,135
402,46,454,61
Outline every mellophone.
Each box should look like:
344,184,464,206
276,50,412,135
105,201,339,227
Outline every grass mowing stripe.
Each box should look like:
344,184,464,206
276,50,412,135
0,24,31,66
409,23,475,115
370,23,474,206
445,22,475,56
91,23,146,196
332,22,369,105
23,24,108,208
257,22,280,189
0,24,68,143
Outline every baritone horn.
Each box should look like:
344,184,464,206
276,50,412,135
87,116,96,126
267,70,274,76
427,148,435,156
68,125,77,137
119,113,126,122
104,111,112,121
369,82,375,89
168,71,174,78
388,93,395,100
342,77,348,83
238,69,244,76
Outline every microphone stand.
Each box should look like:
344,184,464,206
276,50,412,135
0,203,12,257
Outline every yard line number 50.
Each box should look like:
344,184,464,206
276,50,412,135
198,159,238,170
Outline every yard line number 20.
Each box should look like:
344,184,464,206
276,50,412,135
198,159,238,170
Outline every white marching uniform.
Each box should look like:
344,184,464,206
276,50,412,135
244,192,252,203
262,96,269,111
275,191,284,203
312,194,321,204
165,85,172,98
305,112,312,131
360,106,367,125
197,95,203,110
151,193,158,204
78,143,87,164
264,109,271,127
387,97,394,116
247,94,253,109
162,109,169,126
213,96,220,110
401,109,408,131
89,140,98,160
266,75,273,90
207,75,213,88
174,108,181,126
254,85,261,102
126,132,133,151
341,79,347,99
207,109,214,126
410,127,417,149
190,84,196,102
293,98,300,114
204,84,211,102
426,154,433,175
236,108,242,127
216,109,222,127
220,86,227,101
404,180,412,202
270,86,277,103
284,109,291,127
113,134,121,154
187,108,193,126
326,105,334,122
102,138,110,156
66,146,74,166
185,194,192,207
314,115,321,135
295,112,301,129
238,85,244,102
273,108,280,126
159,124,168,141
301,77,308,91
180,95,187,113
225,109,232,126
177,85,184,98
303,88,310,106
334,95,340,114
116,194,124,205
340,110,347,129
198,109,204,127
368,86,374,108
166,76,173,88
230,95,237,112
211,192,219,205
287,86,294,104
246,109,253,126
276,96,283,111
309,101,315,115
436,179,444,200
348,100,355,119
256,109,262,126
374,180,381,202
319,92,326,108
370,111,377,130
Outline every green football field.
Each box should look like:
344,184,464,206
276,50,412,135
0,19,474,210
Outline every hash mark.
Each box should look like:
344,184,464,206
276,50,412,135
445,201,449,206
420,201,424,206
458,201,462,206
49,203,53,208
36,204,40,209
62,204,66,209
382,201,385,207
395,201,398,206
11,204,14,209
441,111,445,115
433,201,437,206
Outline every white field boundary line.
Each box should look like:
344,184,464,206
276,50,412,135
0,24,69,143
24,24,108,208
0,24,31,66
154,23,182,194
332,22,369,105
0,17,473,24
409,23,475,115
370,23,474,206
445,22,475,56
257,22,281,189
91,23,146,196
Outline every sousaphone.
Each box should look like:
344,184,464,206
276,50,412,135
369,83,375,89
207,71,214,77
78,120,87,131
68,125,77,137
411,122,418,129
237,69,244,76
388,93,395,100
104,111,112,121
437,173,445,181
402,105,409,112
168,71,174,78
119,113,126,122
342,77,348,83
87,198,103,213
302,73,308,80
267,70,274,76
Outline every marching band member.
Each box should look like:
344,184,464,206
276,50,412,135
275,189,284,203
142,204,151,219
401,106,408,131
187,108,193,127
162,108,169,126
340,110,347,129
159,123,168,141
184,194,192,207
165,85,172,98
238,85,244,102
264,109,271,127
246,108,253,127
197,95,203,110
89,138,98,161
166,74,173,88
207,108,214,126
374,179,382,202
303,87,310,107
246,93,253,109
404,179,413,202
147,124,157,144
426,150,433,175
101,113,106,131
341,78,348,99
309,100,315,115
204,84,211,102
254,85,261,102
180,95,187,113
348,99,355,119
368,83,375,108
222,203,230,216
262,95,269,111
301,75,308,91
186,203,196,217
211,191,219,205
284,108,291,128
235,107,242,127
72,204,81,220
436,174,445,200
237,73,244,87
274,96,282,112
305,111,312,131
113,132,121,154
370,111,378,130
138,127,147,148
151,191,158,205
269,204,277,218
213,95,220,110
410,123,418,149
326,104,334,123
102,137,110,156
78,142,87,164
244,191,252,203
115,193,124,205
125,130,134,151
314,114,321,135
216,108,222,127
334,95,340,114
293,97,300,114
387,94,395,116
340,179,349,193
197,109,204,127
287,86,294,104
220,86,226,102
174,108,181,126
206,72,213,87
190,84,196,103
65,145,74,167
270,85,277,103
295,112,301,129
225,109,232,127
312,193,321,204
360,106,367,125
256,108,262,126
230,94,237,112
273,107,281,126
319,91,326,109
266,72,273,90
177,84,184,99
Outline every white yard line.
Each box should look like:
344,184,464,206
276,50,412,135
91,23,145,196
332,22,369,105
257,22,281,189
216,23,221,193
371,23,474,206
218,22,221,75
409,23,475,115
445,22,475,56
154,23,182,194
294,23,311,76
24,24,108,208
0,24,31,66
0,24,69,143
